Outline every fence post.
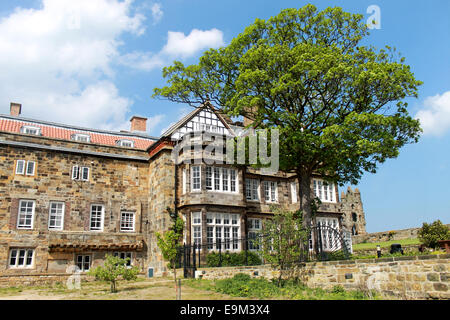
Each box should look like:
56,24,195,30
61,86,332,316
218,239,222,267
193,243,196,270
183,243,186,278
318,226,323,259
177,278,181,300
198,243,201,268
245,238,248,266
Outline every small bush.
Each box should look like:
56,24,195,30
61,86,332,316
210,275,378,300
418,220,450,249
331,285,345,294
206,251,262,267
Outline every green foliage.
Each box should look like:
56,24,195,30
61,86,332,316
88,254,139,293
206,251,262,267
210,273,378,300
257,206,309,286
153,4,422,225
156,217,184,270
325,250,349,261
331,285,345,295
418,220,450,249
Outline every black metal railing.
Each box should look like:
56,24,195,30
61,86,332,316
177,226,351,278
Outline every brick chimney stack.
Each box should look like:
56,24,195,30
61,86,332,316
10,102,22,117
243,106,257,127
130,116,147,132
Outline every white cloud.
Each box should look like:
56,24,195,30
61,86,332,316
0,0,224,133
415,91,450,136
118,51,165,71
118,28,225,71
151,3,163,25
162,28,225,58
0,0,146,130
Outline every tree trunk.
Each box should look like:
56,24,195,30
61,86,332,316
297,170,313,228
173,261,179,300
110,280,116,293
297,169,320,255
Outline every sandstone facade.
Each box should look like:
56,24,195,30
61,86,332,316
0,102,367,280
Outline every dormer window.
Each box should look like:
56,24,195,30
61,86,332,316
71,133,91,143
116,139,134,148
20,125,41,136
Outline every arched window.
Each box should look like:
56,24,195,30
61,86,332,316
352,212,358,222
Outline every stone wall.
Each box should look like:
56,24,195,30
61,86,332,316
146,149,176,276
196,254,450,300
0,134,151,275
352,224,450,245
340,187,366,235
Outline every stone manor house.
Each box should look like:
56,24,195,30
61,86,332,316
0,102,366,277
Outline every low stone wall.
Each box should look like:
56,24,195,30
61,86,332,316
196,254,450,300
0,273,95,288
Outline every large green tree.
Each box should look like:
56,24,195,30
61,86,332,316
153,5,422,226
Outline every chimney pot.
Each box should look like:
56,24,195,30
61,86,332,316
130,116,147,132
10,102,22,116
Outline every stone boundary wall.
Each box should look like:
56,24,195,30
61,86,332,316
196,254,450,300
352,224,450,245
0,273,96,288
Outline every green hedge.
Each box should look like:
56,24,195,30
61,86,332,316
206,251,262,267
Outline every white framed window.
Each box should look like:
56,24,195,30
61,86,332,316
248,218,262,251
191,166,201,191
17,200,35,229
191,212,202,246
113,252,132,266
20,125,41,135
26,161,35,176
291,181,298,204
182,168,187,194
313,179,336,203
120,212,135,232
48,202,64,230
72,166,89,181
116,139,134,148
9,248,34,268
206,212,241,251
76,255,91,272
15,160,25,174
90,204,104,231
230,170,237,192
15,160,35,175
72,133,91,143
263,181,277,202
205,166,238,193
245,179,259,201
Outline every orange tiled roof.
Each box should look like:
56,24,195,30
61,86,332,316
0,116,157,150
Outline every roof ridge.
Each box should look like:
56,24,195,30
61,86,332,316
0,114,159,140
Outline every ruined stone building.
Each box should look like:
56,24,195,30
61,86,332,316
0,102,365,278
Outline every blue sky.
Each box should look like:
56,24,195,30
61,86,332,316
0,0,449,232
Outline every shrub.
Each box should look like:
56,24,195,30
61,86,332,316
206,251,262,267
331,285,345,294
418,220,450,249
88,254,139,293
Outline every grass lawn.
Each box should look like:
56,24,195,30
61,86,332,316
184,275,382,300
352,238,421,251
0,277,243,300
